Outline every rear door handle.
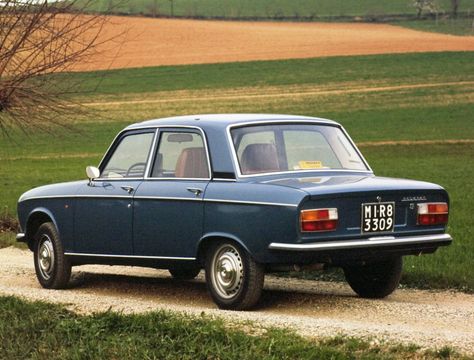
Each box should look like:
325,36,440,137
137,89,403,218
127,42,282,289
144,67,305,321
121,185,134,194
187,187,203,197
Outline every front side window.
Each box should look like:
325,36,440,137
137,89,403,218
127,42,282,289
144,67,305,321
151,131,209,179
231,124,368,175
101,132,154,178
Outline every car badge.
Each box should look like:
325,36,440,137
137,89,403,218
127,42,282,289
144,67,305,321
376,196,382,203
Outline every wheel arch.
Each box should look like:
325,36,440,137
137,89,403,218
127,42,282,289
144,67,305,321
25,208,58,251
197,232,252,266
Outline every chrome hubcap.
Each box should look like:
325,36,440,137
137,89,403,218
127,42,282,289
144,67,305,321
211,244,243,299
38,235,54,280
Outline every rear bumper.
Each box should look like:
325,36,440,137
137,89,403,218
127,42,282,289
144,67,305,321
269,233,452,252
16,233,26,242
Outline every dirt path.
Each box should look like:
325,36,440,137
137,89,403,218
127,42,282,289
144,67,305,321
79,17,474,71
1,247,473,354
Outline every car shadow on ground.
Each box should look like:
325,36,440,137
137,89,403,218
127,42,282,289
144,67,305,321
68,269,358,311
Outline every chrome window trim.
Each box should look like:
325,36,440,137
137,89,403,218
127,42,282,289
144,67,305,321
97,128,158,181
97,126,160,170
143,177,210,182
145,125,212,181
64,252,196,261
269,233,452,251
226,120,373,179
134,195,202,202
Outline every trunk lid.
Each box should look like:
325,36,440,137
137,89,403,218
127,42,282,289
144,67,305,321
264,174,449,241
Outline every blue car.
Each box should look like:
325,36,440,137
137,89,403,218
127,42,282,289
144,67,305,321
17,114,452,310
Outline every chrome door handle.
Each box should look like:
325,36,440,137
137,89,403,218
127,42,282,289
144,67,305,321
187,187,203,197
121,186,134,194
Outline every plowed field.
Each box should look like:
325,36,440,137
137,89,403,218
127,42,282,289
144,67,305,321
79,17,474,71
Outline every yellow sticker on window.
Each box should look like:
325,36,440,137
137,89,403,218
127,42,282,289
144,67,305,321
298,161,323,169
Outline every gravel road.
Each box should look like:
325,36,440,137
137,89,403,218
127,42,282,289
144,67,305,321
1,247,473,354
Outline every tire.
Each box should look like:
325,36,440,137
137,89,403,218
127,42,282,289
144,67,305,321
343,257,402,299
168,266,201,280
205,241,264,310
33,222,71,289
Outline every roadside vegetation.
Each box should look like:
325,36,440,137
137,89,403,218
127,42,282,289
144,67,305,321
0,51,472,291
0,295,464,359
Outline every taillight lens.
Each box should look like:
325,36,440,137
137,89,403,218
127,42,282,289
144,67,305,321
417,203,449,225
300,208,338,232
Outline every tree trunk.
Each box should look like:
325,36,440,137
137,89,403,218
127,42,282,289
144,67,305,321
451,0,459,18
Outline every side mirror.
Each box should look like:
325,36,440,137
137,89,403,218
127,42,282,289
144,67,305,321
86,166,100,184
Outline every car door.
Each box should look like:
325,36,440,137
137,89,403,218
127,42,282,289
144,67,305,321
74,129,156,255
133,128,210,258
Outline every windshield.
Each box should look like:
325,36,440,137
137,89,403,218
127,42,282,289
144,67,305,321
231,124,368,175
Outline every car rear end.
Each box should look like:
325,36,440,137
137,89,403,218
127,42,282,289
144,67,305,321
268,179,451,264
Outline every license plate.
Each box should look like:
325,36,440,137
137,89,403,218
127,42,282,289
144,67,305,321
361,202,395,234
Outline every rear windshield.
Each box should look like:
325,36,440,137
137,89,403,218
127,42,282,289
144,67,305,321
231,124,368,175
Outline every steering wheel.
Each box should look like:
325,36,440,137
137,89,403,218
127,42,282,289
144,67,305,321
126,162,147,177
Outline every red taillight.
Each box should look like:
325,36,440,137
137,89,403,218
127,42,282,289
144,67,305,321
417,203,449,226
300,208,338,232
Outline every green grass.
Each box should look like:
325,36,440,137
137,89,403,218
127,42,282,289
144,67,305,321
1,51,473,292
393,17,474,36
88,0,474,20
64,52,474,95
0,295,464,360
364,143,474,291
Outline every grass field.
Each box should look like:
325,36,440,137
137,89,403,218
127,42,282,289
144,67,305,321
394,18,474,35
0,51,473,291
84,0,474,36
91,0,474,20
0,295,461,359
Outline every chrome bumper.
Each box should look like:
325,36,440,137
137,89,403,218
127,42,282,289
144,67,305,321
269,233,452,251
16,233,26,242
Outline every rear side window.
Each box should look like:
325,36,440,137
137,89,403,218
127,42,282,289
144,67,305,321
101,132,154,178
151,131,209,179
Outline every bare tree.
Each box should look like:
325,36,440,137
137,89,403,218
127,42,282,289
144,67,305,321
0,0,117,134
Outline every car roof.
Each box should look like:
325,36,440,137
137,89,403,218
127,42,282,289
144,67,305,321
126,114,339,130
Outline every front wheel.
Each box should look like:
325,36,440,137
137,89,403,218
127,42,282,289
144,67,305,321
343,257,402,299
33,222,71,289
205,241,264,310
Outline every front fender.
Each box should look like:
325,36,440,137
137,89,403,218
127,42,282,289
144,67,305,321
25,207,59,240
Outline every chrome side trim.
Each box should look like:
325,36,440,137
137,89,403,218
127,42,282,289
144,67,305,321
205,198,298,207
21,195,132,201
64,252,196,261
19,194,296,206
268,233,452,251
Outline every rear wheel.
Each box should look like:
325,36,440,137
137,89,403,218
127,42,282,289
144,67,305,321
33,222,71,289
343,257,402,299
205,241,264,310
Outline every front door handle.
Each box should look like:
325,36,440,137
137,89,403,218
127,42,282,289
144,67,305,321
187,187,203,197
121,185,134,194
